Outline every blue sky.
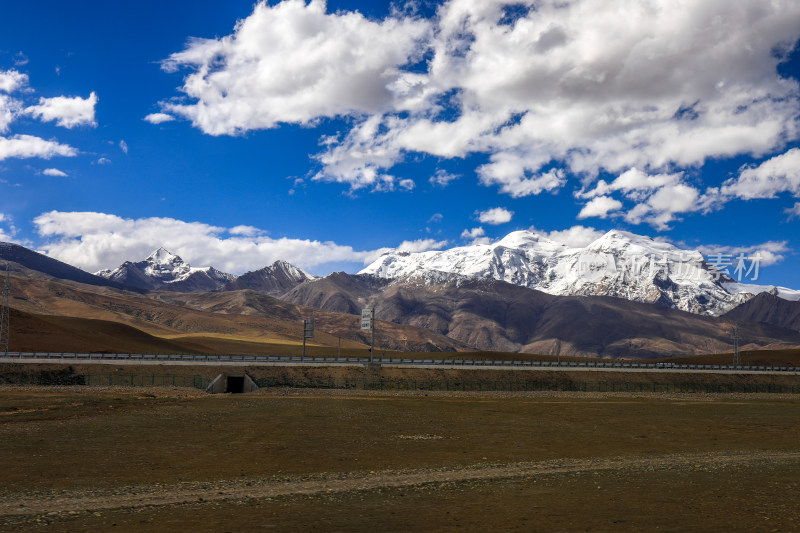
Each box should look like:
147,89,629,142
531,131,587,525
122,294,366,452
1,0,799,288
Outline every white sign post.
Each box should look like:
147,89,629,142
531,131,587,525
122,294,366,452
361,308,375,363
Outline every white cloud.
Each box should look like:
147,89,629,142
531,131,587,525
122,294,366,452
477,207,513,225
144,113,175,124
460,226,491,244
0,213,20,244
119,140,128,154
13,52,28,67
623,183,701,230
577,196,622,219
33,211,381,274
157,0,798,196
25,92,98,128
697,241,790,267
579,168,683,200
0,69,91,165
478,165,566,198
160,0,431,135
534,225,605,248
786,202,800,220
96,157,111,165
575,167,706,229
229,225,264,237
398,178,415,191
397,238,448,253
42,168,68,177
428,213,443,223
0,94,23,133
429,169,460,187
0,134,77,161
719,148,800,200
0,69,28,93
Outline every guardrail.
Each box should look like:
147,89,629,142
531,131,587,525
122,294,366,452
0,352,796,373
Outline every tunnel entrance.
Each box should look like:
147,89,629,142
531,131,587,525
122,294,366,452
226,375,245,394
206,373,258,394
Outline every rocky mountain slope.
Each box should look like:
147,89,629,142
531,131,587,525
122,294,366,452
360,230,800,316
221,260,316,295
1,242,132,291
724,292,800,333
282,273,800,357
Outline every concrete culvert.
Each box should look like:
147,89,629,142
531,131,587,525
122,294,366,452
206,373,259,394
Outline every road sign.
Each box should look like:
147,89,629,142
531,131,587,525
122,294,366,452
303,318,314,338
361,308,373,330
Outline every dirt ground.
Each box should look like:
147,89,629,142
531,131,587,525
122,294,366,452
0,386,798,531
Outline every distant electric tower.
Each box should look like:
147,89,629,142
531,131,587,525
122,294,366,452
0,264,9,356
731,322,740,366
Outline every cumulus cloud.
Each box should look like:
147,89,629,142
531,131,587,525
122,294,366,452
0,94,23,133
33,211,383,274
160,0,430,135
429,169,460,187
697,241,790,268
155,0,800,201
533,225,605,248
477,207,513,225
144,113,175,124
575,167,706,229
577,196,622,220
0,68,87,164
42,168,68,177
25,92,98,128
0,69,28,93
786,202,800,220
719,148,800,200
460,226,491,244
623,183,701,230
0,134,77,161
0,213,21,244
119,140,128,154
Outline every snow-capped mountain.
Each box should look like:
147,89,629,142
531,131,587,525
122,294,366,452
222,260,317,296
96,248,235,292
96,249,315,294
360,230,800,315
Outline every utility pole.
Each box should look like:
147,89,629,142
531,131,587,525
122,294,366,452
302,318,314,362
731,322,740,366
0,264,10,357
361,308,375,364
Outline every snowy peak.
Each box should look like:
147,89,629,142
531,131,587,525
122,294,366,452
360,229,798,315
96,248,234,292
222,260,316,296
146,247,181,265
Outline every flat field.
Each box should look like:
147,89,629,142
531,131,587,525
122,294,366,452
0,387,798,531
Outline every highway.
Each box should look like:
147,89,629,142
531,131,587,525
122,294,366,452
0,352,797,374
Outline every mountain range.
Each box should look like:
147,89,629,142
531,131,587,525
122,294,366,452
95,248,315,294
2,231,800,358
360,230,800,316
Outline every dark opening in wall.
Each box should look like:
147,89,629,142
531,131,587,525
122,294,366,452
226,375,245,394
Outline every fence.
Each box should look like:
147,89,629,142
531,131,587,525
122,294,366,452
1,372,797,394
254,376,800,395
0,371,210,389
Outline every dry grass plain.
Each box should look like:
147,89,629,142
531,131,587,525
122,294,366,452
0,386,798,531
